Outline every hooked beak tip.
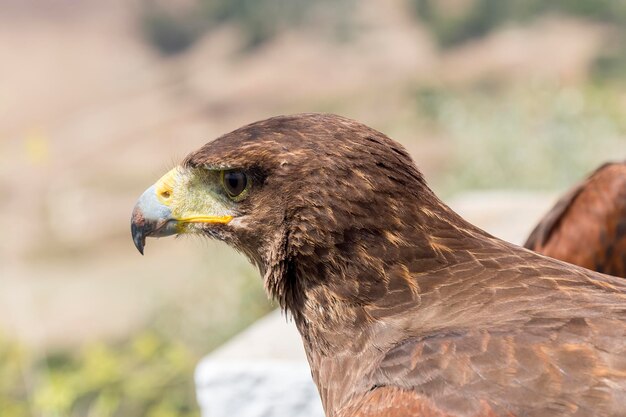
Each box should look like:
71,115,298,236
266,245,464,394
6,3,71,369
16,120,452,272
131,209,146,255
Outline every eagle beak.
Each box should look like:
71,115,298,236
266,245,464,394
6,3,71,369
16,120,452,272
130,183,179,255
130,167,233,255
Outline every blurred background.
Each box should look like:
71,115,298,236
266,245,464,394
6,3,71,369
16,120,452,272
2,0,626,415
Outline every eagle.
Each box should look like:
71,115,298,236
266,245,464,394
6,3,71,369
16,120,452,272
525,161,626,278
131,114,626,417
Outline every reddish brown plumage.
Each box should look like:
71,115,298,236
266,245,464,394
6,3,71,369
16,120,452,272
133,114,626,416
525,162,626,277
337,388,509,417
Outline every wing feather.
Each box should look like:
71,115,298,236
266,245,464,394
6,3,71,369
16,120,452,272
525,162,626,277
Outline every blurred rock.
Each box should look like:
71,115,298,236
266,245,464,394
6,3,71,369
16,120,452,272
195,309,324,417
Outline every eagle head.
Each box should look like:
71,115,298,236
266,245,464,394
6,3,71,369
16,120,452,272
131,113,439,310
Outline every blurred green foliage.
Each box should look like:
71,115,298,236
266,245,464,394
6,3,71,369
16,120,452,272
591,40,626,83
0,331,197,417
140,0,353,55
141,7,205,56
411,0,626,47
0,250,273,417
414,83,626,194
141,0,626,80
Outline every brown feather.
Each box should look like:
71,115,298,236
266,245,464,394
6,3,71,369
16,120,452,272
168,114,626,416
525,162,626,277
336,387,510,417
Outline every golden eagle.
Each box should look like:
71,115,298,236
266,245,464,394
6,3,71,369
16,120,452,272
132,114,626,417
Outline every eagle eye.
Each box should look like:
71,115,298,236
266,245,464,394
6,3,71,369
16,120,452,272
222,170,248,198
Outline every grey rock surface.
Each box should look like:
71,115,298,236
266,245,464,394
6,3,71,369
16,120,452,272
195,309,323,417
195,191,556,417
196,360,323,417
